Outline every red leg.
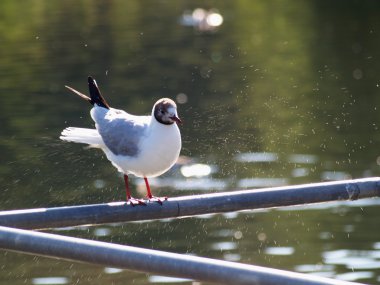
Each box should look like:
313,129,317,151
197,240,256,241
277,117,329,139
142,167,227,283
124,174,146,206
124,174,131,200
144,177,167,205
144,177,153,199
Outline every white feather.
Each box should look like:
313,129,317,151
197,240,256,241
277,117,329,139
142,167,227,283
60,127,104,148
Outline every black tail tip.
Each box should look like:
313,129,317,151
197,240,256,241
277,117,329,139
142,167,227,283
86,76,110,109
88,76,99,89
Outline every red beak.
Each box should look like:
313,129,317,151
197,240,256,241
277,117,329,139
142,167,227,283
170,115,183,125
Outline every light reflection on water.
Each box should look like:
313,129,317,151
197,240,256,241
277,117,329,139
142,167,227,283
32,277,69,285
287,154,319,164
180,163,215,178
264,247,295,256
210,241,238,251
294,264,335,273
336,272,374,282
148,275,192,283
93,227,112,237
104,267,123,274
235,152,279,163
323,249,380,270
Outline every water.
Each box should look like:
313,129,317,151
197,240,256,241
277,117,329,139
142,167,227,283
1,0,380,284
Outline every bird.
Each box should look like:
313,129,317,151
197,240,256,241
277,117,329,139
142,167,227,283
60,76,182,206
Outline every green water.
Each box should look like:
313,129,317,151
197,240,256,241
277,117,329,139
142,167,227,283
1,1,380,284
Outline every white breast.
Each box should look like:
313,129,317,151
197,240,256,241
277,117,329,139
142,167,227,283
103,119,181,178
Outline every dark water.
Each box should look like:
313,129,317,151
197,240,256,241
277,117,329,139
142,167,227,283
1,1,380,284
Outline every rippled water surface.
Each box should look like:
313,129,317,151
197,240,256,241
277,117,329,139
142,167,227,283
1,1,380,284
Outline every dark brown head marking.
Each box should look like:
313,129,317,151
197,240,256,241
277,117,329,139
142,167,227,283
153,98,182,125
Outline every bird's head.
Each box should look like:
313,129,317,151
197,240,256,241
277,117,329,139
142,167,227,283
153,98,182,125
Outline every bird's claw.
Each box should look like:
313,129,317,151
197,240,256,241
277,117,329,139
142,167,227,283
148,196,168,205
127,197,147,207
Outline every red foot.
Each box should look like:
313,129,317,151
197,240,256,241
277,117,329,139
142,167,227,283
127,197,147,207
148,196,168,205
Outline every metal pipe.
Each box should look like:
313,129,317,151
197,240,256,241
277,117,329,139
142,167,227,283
0,177,379,230
0,226,364,285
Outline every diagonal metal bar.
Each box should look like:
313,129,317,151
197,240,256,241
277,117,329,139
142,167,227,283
0,226,365,285
0,178,379,230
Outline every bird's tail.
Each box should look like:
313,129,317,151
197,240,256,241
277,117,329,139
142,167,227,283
87,76,110,109
60,127,104,147
64,76,110,109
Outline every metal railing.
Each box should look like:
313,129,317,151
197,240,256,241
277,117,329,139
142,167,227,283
0,178,378,284
0,226,365,285
0,178,378,230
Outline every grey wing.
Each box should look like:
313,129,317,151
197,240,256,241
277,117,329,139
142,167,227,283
96,110,148,157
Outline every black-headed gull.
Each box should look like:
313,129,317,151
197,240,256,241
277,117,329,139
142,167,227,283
60,77,182,205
